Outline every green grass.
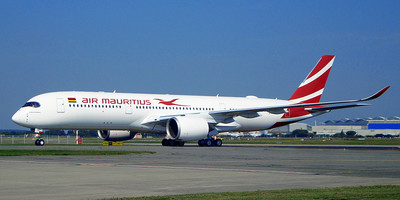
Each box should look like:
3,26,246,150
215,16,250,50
108,185,400,200
0,149,155,156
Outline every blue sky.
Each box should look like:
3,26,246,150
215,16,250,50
1,0,399,129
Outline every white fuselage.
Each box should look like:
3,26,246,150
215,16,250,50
12,91,314,133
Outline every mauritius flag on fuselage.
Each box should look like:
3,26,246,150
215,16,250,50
68,97,76,103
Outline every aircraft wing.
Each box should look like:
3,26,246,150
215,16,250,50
209,86,390,117
142,86,389,125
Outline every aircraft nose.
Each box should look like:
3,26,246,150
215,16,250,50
12,111,25,125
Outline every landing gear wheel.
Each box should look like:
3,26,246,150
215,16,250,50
215,139,222,147
178,141,185,146
168,140,177,146
35,139,45,146
198,139,205,147
162,139,184,147
205,139,213,146
162,139,169,146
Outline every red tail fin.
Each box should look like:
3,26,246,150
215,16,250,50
289,55,335,104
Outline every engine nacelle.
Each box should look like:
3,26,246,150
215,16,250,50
166,116,209,141
98,130,136,141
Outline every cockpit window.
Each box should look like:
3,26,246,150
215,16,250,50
22,102,41,108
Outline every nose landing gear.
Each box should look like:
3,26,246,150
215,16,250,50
31,128,45,146
35,138,45,146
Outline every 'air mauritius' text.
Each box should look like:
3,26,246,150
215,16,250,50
82,98,151,105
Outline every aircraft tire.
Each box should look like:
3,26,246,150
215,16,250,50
205,139,213,146
161,139,169,146
168,139,177,146
198,139,205,147
35,139,39,146
215,139,222,147
38,139,45,146
178,141,185,146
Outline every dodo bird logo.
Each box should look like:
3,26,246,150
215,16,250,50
154,98,189,107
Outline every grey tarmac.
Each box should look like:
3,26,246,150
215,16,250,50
1,144,399,200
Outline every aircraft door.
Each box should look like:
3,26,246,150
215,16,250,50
56,98,65,113
125,104,132,114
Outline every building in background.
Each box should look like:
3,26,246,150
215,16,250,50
268,123,312,135
312,117,400,136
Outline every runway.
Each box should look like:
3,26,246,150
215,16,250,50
1,145,400,199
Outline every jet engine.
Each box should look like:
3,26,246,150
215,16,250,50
166,116,210,141
98,130,136,141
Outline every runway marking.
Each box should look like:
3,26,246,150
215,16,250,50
0,159,314,175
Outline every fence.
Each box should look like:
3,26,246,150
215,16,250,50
0,135,84,145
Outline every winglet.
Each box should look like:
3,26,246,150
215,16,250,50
360,86,390,101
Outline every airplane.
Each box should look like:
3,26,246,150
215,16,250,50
227,132,245,138
248,132,262,137
11,55,390,146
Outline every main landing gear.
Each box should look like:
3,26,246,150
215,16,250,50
198,138,222,147
161,138,223,147
161,139,185,146
35,138,45,146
